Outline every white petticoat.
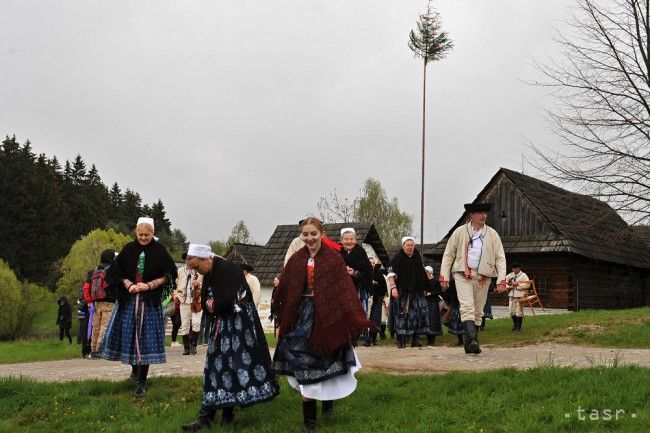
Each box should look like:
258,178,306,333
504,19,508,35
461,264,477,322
286,349,362,400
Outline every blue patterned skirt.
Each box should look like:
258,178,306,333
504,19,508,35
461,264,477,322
396,292,430,336
100,296,166,365
202,300,279,409
273,297,357,385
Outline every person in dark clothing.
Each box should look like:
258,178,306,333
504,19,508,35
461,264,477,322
181,243,279,431
56,296,72,343
339,227,374,347
387,237,431,349
76,297,91,356
424,266,443,346
100,217,177,397
369,257,387,345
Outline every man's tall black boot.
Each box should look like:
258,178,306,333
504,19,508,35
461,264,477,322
511,315,517,331
181,405,217,432
190,331,198,355
515,316,523,333
370,331,377,346
427,335,435,346
396,335,405,349
379,324,387,340
303,400,317,433
462,321,481,354
182,334,191,355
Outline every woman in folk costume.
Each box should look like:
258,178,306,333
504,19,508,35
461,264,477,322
369,256,388,343
339,227,374,347
273,218,372,433
423,266,443,346
439,202,507,354
181,244,279,431
387,237,431,349
100,217,177,397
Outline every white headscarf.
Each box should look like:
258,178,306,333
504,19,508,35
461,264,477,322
401,236,415,245
187,243,214,258
136,217,155,230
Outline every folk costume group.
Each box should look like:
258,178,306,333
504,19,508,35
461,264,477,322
101,202,509,432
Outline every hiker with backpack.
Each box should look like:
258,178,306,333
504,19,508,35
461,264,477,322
82,249,118,359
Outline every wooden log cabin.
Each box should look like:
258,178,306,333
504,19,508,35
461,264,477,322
424,168,650,309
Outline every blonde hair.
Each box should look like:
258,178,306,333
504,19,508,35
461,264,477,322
300,217,325,234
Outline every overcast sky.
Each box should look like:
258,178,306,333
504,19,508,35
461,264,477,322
1,0,575,245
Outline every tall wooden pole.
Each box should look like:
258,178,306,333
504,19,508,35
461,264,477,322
420,57,427,252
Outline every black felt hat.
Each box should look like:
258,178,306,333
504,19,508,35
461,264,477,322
241,263,254,272
464,202,493,213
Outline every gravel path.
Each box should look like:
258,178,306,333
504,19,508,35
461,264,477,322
1,343,648,383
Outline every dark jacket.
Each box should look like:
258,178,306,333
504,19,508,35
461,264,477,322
56,296,72,328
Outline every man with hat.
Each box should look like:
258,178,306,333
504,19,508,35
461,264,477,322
505,263,530,333
241,263,261,308
439,202,506,354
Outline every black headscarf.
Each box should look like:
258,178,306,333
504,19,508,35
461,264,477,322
389,248,430,294
201,256,251,317
340,243,373,289
108,239,177,305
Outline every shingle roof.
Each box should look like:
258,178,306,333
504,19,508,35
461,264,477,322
425,168,650,269
223,243,265,266
254,222,389,285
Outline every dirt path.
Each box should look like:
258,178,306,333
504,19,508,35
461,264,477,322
1,343,649,383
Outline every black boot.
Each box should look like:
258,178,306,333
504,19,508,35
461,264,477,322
190,331,198,355
182,335,190,355
221,407,234,425
411,334,422,348
379,324,387,340
511,316,517,331
456,334,464,346
396,335,405,349
515,316,523,333
129,365,138,381
462,321,481,354
302,400,317,433
181,405,216,432
134,364,149,397
322,400,334,415
426,335,435,346
479,317,486,331
370,331,377,346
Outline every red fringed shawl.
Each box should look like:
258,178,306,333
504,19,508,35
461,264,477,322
276,245,372,357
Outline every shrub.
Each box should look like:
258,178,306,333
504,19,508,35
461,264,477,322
56,228,131,303
15,282,53,338
0,259,22,340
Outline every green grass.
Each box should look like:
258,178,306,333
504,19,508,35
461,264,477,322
0,338,81,364
0,368,648,433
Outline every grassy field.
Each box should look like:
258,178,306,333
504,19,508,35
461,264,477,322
0,367,647,433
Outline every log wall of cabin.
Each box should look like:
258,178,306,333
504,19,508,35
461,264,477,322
570,258,646,309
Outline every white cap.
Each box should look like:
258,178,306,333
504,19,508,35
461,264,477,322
401,236,415,245
187,243,214,258
137,217,155,230
425,265,433,273
340,227,356,236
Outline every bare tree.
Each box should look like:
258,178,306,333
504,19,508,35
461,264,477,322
409,1,453,248
532,0,650,225
316,189,358,223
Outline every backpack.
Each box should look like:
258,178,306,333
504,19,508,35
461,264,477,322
89,265,109,301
